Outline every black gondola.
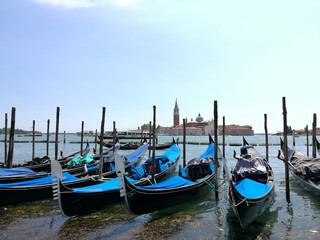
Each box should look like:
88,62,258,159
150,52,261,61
118,134,220,215
278,138,320,195
223,137,275,228
51,140,180,217
0,142,91,184
0,143,148,207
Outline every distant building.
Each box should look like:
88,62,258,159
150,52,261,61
158,100,254,136
173,98,180,127
220,124,254,136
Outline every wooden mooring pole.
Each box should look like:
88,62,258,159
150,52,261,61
264,114,269,161
7,107,16,168
80,121,84,155
46,119,50,157
55,107,60,160
312,113,317,158
214,100,219,200
94,129,97,154
148,121,152,158
306,125,309,157
113,121,116,154
4,113,8,166
183,118,186,168
99,107,106,179
282,97,290,203
32,120,35,160
222,116,225,158
151,106,156,183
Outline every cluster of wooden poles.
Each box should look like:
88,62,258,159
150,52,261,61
2,97,319,202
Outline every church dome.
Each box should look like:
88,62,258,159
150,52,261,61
196,113,203,123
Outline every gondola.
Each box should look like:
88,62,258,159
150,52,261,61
278,138,320,195
223,137,275,228
102,139,171,150
0,142,148,207
51,140,180,217
21,141,91,172
118,134,220,215
0,142,92,183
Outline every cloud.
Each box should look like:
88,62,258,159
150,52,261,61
32,0,142,9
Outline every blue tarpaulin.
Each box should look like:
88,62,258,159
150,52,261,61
0,172,79,188
136,176,194,190
0,168,41,177
234,178,271,199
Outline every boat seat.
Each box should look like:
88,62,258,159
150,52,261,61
187,162,210,182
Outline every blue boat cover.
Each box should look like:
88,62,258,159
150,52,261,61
144,144,180,165
0,172,79,188
73,176,139,193
131,164,146,179
136,176,195,190
199,142,214,159
125,143,148,163
0,168,41,177
234,178,271,199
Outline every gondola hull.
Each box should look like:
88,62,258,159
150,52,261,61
0,169,120,207
229,180,275,228
0,143,91,184
289,167,320,195
57,161,178,217
123,174,216,215
58,182,122,217
22,142,91,173
226,137,275,228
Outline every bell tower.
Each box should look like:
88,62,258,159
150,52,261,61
173,99,180,127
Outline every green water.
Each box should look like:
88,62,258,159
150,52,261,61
0,135,319,239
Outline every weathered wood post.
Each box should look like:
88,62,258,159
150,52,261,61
214,100,219,199
113,121,116,154
99,107,106,179
94,129,98,154
7,107,16,168
46,119,50,157
32,120,35,160
151,106,156,183
183,118,186,168
55,107,60,160
148,121,152,158
312,113,317,158
264,114,269,161
4,113,8,166
282,97,290,203
63,131,66,144
306,125,309,157
222,116,225,158
80,121,84,155
222,116,226,175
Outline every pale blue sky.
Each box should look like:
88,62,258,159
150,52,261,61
1,0,320,134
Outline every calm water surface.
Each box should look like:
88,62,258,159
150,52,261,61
0,135,319,239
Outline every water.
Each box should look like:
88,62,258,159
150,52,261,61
0,134,319,239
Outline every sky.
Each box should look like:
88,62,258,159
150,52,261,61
1,0,320,134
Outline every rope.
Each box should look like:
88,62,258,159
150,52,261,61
232,197,249,207
90,175,112,182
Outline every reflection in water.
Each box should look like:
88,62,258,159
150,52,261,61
58,203,135,239
226,206,279,240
